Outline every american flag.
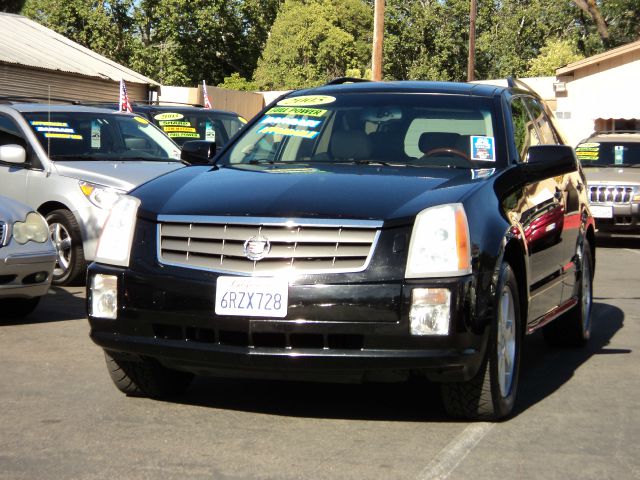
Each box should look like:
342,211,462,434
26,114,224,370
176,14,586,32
202,80,212,109
119,79,133,113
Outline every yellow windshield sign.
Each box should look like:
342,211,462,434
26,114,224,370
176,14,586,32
278,95,336,107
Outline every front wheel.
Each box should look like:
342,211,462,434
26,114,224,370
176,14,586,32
441,262,522,420
104,352,193,398
46,209,86,286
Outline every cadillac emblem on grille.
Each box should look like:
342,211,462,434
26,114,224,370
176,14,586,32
243,235,271,261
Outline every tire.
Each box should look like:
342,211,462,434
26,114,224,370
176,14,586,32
46,209,86,286
543,241,593,347
104,352,193,398
441,262,522,420
4,297,40,318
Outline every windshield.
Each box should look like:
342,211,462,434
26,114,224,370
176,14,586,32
576,141,640,166
217,93,500,169
150,110,245,146
23,112,182,161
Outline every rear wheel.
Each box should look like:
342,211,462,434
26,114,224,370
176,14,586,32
543,241,593,347
46,209,86,286
104,352,193,398
441,262,522,420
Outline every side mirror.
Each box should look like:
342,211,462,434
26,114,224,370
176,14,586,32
524,145,577,179
0,144,26,165
180,140,217,165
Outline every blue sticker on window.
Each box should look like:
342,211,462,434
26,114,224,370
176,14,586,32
470,136,495,162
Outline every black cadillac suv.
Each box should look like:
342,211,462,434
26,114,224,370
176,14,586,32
86,79,595,420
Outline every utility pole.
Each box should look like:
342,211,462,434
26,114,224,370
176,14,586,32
371,0,385,81
467,0,477,82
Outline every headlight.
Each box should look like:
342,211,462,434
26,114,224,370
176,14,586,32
94,195,141,266
13,212,50,244
405,203,471,278
79,181,123,210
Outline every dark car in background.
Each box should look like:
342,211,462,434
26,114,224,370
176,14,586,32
102,104,246,147
87,80,595,420
576,131,640,235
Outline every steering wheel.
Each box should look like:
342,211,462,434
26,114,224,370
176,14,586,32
422,147,471,162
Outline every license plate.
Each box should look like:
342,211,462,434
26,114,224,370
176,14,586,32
590,205,613,219
215,276,288,318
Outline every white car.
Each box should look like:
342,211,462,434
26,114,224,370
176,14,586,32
0,195,56,318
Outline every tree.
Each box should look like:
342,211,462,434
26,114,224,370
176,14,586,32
22,0,284,87
1,0,27,12
526,38,584,77
253,0,373,90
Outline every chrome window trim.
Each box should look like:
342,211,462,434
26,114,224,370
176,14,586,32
156,216,383,277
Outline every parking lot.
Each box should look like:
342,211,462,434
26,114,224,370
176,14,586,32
1,238,639,480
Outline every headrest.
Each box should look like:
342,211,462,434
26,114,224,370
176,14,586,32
331,130,372,160
419,132,461,153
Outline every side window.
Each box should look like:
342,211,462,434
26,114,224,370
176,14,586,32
0,115,25,148
510,97,533,162
523,98,558,144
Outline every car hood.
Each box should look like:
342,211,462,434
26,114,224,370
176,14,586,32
134,163,490,224
53,160,185,192
583,166,640,186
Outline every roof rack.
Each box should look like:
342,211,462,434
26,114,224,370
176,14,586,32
593,129,640,135
324,77,372,86
506,76,536,94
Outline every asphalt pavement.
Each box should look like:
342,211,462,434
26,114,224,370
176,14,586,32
0,237,638,480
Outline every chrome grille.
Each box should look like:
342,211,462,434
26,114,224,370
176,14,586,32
0,221,6,247
589,185,635,204
157,216,382,275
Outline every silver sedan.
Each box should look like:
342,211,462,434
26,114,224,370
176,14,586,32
1,195,56,318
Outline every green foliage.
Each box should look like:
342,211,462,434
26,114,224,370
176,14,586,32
526,39,584,77
218,73,258,91
252,0,373,90
22,0,283,86
18,0,640,90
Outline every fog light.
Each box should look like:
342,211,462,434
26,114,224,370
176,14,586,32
409,288,451,335
91,274,118,319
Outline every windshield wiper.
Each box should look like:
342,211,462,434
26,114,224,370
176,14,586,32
49,154,98,161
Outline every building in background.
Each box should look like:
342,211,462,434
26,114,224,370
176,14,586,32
554,40,640,146
0,12,158,103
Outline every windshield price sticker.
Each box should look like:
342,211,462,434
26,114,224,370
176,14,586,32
267,107,327,117
470,136,496,161
215,276,288,318
278,95,336,107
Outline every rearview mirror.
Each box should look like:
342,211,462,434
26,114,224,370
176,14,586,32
181,140,217,165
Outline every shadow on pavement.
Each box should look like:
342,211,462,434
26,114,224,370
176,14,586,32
596,235,640,250
514,301,626,416
168,301,624,423
1,286,87,326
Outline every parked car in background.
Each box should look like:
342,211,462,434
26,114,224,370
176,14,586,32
100,103,246,148
0,101,186,285
87,79,595,420
0,194,56,318
576,131,640,235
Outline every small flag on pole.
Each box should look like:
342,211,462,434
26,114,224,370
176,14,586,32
119,79,133,113
202,80,212,109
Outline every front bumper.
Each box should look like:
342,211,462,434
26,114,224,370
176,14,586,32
87,264,490,383
591,202,640,234
0,247,56,299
